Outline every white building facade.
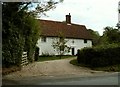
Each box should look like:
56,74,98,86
118,1,120,23
37,14,92,55
37,37,92,55
117,1,120,28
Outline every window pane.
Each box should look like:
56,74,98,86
84,39,87,43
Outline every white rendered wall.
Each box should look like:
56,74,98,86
37,37,92,55
37,37,56,55
118,1,120,23
65,38,92,55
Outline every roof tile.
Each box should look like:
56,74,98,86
38,19,92,40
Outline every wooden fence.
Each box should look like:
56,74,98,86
21,52,28,66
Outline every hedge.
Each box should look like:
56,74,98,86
77,45,120,67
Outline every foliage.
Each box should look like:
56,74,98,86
30,0,63,17
93,43,120,49
2,24,25,67
99,26,120,45
92,64,120,72
77,26,120,71
38,55,74,62
23,16,40,62
2,3,26,67
52,34,71,58
2,1,62,67
70,59,120,72
77,45,120,67
88,26,120,46
88,29,100,46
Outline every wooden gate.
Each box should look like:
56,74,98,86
21,52,28,66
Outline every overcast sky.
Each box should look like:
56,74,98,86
40,0,119,35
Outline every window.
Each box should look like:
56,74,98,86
72,40,74,44
84,39,87,43
41,37,46,42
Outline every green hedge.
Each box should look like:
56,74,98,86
77,45,120,67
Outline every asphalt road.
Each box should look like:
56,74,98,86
2,72,120,85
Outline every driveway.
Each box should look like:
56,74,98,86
3,57,112,79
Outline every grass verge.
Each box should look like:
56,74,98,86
38,55,76,62
70,59,120,72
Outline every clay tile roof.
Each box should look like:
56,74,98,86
38,19,92,40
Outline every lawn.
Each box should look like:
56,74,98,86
70,59,120,72
37,55,76,62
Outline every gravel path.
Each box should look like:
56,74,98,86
3,58,105,79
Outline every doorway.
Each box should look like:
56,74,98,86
72,48,75,55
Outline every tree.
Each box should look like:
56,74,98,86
23,15,41,62
2,2,27,67
2,1,63,67
52,34,71,59
88,29,100,46
29,0,63,17
99,26,120,45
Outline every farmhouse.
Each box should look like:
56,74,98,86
37,13,92,55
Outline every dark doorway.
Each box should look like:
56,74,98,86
72,48,75,55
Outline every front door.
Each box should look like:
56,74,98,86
72,48,75,55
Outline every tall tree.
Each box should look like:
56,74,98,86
88,29,100,46
2,1,63,67
2,2,27,67
99,26,120,45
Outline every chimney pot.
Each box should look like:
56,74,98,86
66,13,71,24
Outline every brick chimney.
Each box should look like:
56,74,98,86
66,13,71,24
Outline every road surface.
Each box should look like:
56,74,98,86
2,72,119,85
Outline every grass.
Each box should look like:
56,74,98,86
92,65,120,72
37,55,76,62
70,59,120,72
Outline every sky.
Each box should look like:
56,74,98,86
39,0,120,35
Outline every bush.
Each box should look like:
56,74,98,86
77,45,120,67
2,25,25,68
